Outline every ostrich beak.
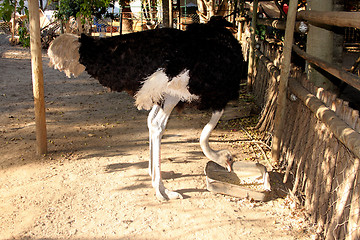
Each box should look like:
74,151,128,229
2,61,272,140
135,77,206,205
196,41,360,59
226,159,233,172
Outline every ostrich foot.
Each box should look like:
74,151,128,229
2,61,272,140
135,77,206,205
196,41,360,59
155,185,183,201
165,189,183,200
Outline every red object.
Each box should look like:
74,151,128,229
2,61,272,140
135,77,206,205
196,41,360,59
283,4,289,14
106,26,118,33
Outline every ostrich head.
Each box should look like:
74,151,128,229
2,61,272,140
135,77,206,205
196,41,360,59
214,149,233,172
208,16,233,28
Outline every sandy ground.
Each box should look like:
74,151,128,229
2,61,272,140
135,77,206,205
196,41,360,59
0,33,312,239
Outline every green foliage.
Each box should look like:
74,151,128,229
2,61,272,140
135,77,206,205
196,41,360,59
0,0,13,21
255,25,267,41
256,24,285,42
18,25,30,47
0,0,27,21
55,0,112,22
17,0,27,16
0,0,29,47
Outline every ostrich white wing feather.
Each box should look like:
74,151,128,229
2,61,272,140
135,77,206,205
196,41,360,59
134,69,199,110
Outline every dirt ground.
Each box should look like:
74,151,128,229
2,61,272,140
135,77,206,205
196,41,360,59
0,33,313,240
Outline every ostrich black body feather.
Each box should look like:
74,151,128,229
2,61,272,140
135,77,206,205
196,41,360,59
77,18,244,111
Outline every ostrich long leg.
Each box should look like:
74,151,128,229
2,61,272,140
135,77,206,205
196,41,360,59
148,95,182,200
148,105,160,177
200,110,233,171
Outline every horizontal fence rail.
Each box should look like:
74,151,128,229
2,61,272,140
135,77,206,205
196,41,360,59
288,78,360,160
296,10,360,29
292,44,360,91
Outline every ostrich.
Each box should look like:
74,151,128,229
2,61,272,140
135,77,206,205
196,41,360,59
48,16,245,201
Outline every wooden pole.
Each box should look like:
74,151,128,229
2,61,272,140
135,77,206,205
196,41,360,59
271,0,298,165
247,0,258,92
169,0,173,28
297,10,360,29
28,0,47,155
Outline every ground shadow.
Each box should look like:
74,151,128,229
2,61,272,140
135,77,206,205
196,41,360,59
104,161,148,173
265,171,293,201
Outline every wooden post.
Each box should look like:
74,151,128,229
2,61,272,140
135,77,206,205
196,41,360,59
271,0,298,165
246,0,258,92
169,0,173,28
28,0,47,155
163,0,170,27
119,7,123,35
177,0,181,29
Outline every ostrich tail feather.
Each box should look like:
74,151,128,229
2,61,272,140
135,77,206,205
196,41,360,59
48,33,85,78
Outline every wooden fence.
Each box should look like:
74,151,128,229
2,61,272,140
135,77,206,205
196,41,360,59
244,5,360,239
252,39,359,240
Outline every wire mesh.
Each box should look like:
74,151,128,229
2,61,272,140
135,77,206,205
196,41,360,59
253,40,360,239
